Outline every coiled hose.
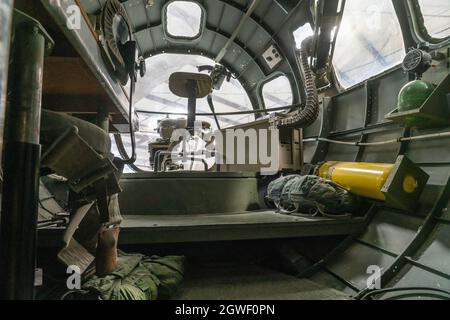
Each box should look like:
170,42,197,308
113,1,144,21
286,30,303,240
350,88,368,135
269,36,319,129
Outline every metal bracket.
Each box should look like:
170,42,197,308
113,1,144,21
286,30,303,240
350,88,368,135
385,73,450,128
13,10,54,56
381,155,429,212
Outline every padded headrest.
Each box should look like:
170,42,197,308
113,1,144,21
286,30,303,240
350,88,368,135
169,72,212,98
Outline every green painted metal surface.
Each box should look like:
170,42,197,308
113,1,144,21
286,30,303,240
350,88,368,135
119,172,261,215
398,80,434,113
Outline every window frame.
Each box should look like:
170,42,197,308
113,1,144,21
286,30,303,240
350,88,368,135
405,0,450,48
162,0,206,42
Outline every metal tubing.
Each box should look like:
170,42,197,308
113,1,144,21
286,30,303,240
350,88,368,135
0,0,14,170
97,108,110,133
304,131,450,146
0,17,48,300
136,104,294,117
4,27,46,144
215,0,260,63
186,80,197,131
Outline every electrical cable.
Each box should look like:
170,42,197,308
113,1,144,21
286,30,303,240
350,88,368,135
136,105,294,117
358,286,450,300
117,78,137,165
384,292,449,300
207,94,221,130
113,133,143,172
110,12,139,168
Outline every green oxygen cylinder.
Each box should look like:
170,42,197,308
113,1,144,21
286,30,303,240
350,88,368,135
397,79,434,126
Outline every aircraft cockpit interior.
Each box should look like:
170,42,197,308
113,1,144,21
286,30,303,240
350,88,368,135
0,0,449,302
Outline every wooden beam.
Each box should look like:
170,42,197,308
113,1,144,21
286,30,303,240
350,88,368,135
43,57,106,96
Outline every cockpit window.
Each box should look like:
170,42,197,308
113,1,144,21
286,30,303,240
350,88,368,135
165,1,203,39
261,75,293,111
134,54,253,132
417,0,450,39
332,0,405,89
113,54,254,171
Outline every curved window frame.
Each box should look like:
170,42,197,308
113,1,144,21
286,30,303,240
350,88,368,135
258,72,294,113
405,0,450,48
162,0,206,42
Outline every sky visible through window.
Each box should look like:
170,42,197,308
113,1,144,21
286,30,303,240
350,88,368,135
166,1,202,38
113,53,254,171
418,0,450,39
262,75,293,112
332,0,405,89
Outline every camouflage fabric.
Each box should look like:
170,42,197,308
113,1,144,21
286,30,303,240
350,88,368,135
266,175,300,205
279,176,303,212
65,253,185,300
267,175,358,216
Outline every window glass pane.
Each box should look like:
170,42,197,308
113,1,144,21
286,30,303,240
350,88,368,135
262,75,293,111
418,0,450,39
333,0,405,89
113,53,254,171
166,1,202,38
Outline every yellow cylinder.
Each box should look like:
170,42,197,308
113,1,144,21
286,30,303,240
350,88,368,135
318,161,394,201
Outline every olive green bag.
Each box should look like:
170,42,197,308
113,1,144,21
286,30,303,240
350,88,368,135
63,253,185,300
266,175,358,217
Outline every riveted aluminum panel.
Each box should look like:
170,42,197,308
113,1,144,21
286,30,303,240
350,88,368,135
406,127,450,164
327,242,396,290
324,136,360,161
331,87,366,133
388,265,450,297
414,223,450,277
369,68,408,124
359,209,423,255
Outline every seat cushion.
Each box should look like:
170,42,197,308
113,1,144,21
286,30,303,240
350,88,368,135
41,110,111,156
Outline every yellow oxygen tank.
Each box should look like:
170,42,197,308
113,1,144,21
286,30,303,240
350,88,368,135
317,156,429,211
318,161,395,201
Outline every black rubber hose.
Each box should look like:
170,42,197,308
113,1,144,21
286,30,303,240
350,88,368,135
207,94,221,130
120,79,137,164
113,133,143,172
270,36,319,128
358,286,450,300
114,75,143,172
